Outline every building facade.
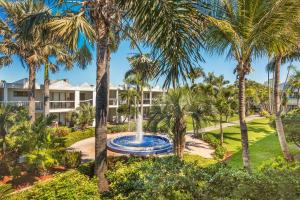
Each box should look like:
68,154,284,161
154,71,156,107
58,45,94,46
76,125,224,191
0,79,164,126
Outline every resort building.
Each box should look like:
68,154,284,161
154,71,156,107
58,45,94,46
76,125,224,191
0,79,165,126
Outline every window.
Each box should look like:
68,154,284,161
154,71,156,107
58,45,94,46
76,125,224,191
13,91,28,97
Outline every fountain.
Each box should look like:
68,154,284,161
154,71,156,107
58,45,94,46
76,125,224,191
107,114,172,155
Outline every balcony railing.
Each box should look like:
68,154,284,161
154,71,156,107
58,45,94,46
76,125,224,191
50,101,75,109
143,99,151,104
80,99,93,106
0,101,43,110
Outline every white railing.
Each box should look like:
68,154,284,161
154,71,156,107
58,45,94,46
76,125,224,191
0,101,43,110
50,100,75,109
80,99,93,106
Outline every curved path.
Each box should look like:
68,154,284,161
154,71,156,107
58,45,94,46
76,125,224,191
70,115,262,162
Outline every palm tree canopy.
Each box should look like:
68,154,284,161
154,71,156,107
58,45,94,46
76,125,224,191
204,0,300,71
119,0,206,88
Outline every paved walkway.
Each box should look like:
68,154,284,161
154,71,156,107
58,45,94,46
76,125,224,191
70,115,262,162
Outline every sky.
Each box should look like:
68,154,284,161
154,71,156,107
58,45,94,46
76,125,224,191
0,40,299,87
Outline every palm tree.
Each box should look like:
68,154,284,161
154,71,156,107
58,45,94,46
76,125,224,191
23,0,205,191
119,89,139,131
204,0,300,171
266,59,275,114
125,54,158,118
266,49,300,160
289,70,300,107
189,87,214,139
204,73,230,144
0,0,53,122
189,67,205,85
149,89,190,159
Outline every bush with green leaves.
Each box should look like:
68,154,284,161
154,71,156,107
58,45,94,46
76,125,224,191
105,156,300,200
8,170,99,200
62,151,82,168
281,109,300,148
202,134,226,159
48,126,72,137
0,184,13,200
64,128,94,147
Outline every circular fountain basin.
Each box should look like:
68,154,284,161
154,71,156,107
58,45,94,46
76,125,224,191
107,134,173,155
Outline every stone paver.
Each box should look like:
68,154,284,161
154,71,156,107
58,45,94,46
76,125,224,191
69,115,262,162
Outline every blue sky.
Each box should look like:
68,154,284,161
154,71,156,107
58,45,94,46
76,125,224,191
0,40,298,87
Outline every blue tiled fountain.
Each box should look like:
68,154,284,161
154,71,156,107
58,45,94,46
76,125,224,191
107,115,172,155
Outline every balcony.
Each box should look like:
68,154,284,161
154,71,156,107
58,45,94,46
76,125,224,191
143,99,151,105
109,98,118,106
80,99,93,106
50,101,75,109
0,101,43,111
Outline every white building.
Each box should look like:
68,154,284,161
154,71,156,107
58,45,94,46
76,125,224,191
0,79,165,126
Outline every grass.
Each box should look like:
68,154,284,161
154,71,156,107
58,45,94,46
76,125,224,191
183,154,217,167
186,114,239,131
204,118,300,169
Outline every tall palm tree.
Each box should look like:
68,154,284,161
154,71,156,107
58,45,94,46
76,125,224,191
266,49,300,160
0,0,54,122
204,0,300,171
289,70,300,107
125,54,158,118
265,59,275,114
25,0,205,191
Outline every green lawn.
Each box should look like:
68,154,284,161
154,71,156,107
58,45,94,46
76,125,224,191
186,114,239,131
204,118,300,169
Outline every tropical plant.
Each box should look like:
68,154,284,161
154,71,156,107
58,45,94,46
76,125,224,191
148,89,190,159
125,53,158,118
203,74,232,144
119,89,139,131
17,0,205,191
204,0,300,171
267,48,300,160
189,89,214,139
73,103,95,130
188,67,205,85
288,70,300,107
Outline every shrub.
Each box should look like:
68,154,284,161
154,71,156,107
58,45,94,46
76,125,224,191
8,170,99,200
203,134,226,160
105,156,300,200
107,123,136,133
0,184,13,200
25,149,58,175
64,128,94,147
62,151,82,168
260,109,270,117
49,126,71,137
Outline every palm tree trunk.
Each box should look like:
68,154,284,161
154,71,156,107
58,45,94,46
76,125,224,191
268,70,272,114
28,63,36,123
43,64,50,117
274,55,292,160
173,115,186,159
94,24,109,192
238,67,251,172
220,114,223,145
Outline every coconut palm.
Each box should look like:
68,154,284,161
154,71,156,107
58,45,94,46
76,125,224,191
19,0,205,191
125,54,158,118
0,0,54,122
75,103,96,130
266,48,300,160
265,59,275,114
204,0,300,171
